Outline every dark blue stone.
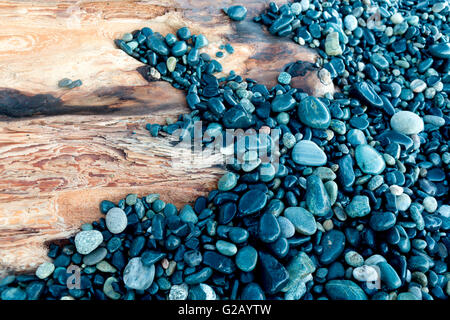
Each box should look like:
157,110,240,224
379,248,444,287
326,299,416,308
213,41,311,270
258,251,289,295
319,230,346,265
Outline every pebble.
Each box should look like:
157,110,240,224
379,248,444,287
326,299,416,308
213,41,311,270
258,251,289,294
344,15,358,31
284,207,317,235
238,189,268,216
390,111,424,135
353,265,379,282
355,144,386,175
344,251,364,267
345,195,371,218
298,96,331,129
319,230,346,265
123,257,155,290
168,284,189,300
306,175,331,217
74,230,103,255
235,246,258,272
225,5,247,21
105,207,128,234
35,262,55,279
325,32,342,56
325,280,367,300
292,140,327,166
423,197,438,213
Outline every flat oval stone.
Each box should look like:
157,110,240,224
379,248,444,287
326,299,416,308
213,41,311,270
292,140,327,166
429,43,450,59
218,202,237,225
390,111,424,135
223,106,254,129
347,129,367,146
35,262,55,279
235,246,258,272
83,247,107,266
75,230,103,255
185,267,213,285
338,154,355,188
123,257,155,290
271,93,296,112
258,251,289,295
203,251,236,274
352,82,383,108
106,207,128,234
238,189,268,216
298,96,331,129
369,212,397,231
306,175,331,217
320,230,346,265
228,227,249,244
355,144,386,175
325,280,367,300
378,262,402,290
258,213,281,243
284,207,317,235
216,240,237,256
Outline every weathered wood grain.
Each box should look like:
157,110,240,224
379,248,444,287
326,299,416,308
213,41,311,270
0,0,334,275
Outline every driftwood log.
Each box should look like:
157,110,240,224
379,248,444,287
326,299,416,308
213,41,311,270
0,0,334,276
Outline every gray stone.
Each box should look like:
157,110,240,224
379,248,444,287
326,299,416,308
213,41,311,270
75,230,103,255
123,257,155,290
106,207,128,234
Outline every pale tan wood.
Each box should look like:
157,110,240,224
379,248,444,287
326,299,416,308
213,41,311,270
0,0,334,275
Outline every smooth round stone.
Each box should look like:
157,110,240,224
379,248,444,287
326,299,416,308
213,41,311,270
429,43,450,59
390,111,424,135
228,227,249,244
410,79,427,93
369,212,397,231
225,5,247,21
292,140,327,166
35,262,55,279
125,193,137,205
235,246,258,272
216,240,238,256
238,190,268,216
347,129,367,146
176,27,191,40
344,15,358,31
345,195,371,218
396,193,411,211
297,96,331,129
123,257,155,290
168,284,189,300
306,175,331,217
423,197,438,213
166,56,177,72
423,115,446,127
390,12,404,24
284,207,317,235
1,287,27,300
179,204,198,224
277,216,296,238
258,213,281,243
240,283,265,300
324,181,338,206
74,230,103,255
83,247,107,266
325,280,367,300
96,261,117,273
408,256,430,272
353,265,378,282
365,254,387,266
355,144,386,175
319,230,346,265
378,262,402,290
344,251,364,267
218,172,238,191
105,208,128,234
171,41,188,57
271,93,296,112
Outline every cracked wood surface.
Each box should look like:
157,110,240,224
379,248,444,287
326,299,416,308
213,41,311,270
0,0,334,275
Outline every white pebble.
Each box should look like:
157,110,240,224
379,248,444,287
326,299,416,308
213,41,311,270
353,265,379,282
423,197,438,213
